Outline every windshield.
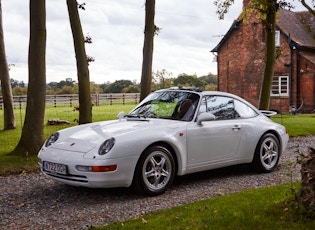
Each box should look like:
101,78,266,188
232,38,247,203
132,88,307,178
129,91,200,121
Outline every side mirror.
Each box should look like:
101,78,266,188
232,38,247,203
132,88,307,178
197,113,216,125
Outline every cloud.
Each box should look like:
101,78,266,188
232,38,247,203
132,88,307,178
2,0,304,84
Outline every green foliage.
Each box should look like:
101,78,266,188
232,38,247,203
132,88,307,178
199,73,217,85
10,79,26,88
240,0,293,28
200,73,218,91
5,71,217,97
58,85,77,94
90,82,101,94
173,73,208,88
214,0,293,21
214,0,235,19
152,69,173,91
11,86,27,95
122,85,140,93
103,80,134,93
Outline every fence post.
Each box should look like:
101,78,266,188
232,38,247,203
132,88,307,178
0,97,2,110
110,94,112,105
135,94,138,104
95,94,99,106
19,97,22,110
70,96,72,107
54,95,57,107
123,94,125,105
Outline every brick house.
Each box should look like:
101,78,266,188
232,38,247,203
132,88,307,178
211,1,315,113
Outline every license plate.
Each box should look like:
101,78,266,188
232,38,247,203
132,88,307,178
43,161,67,175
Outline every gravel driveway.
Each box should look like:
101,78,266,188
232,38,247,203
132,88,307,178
0,136,313,230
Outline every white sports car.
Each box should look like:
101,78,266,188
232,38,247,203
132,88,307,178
38,88,289,196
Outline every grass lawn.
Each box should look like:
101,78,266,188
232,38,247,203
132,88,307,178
92,183,315,230
0,104,135,175
271,114,315,137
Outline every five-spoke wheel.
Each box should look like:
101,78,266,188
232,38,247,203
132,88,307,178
133,145,175,196
252,133,280,172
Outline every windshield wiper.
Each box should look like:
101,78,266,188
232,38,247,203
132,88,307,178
125,114,147,119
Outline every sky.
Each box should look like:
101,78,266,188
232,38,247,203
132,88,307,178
2,0,306,84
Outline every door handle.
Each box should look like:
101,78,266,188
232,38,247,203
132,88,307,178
232,125,241,131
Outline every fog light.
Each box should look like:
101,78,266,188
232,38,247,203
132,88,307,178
76,165,92,172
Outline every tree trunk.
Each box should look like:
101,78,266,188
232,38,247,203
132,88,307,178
66,0,92,124
258,1,276,110
0,0,16,130
299,147,315,212
10,0,46,156
140,0,155,101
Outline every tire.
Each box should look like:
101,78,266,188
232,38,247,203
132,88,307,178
252,133,280,173
132,145,175,196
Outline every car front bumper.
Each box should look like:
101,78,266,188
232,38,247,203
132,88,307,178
38,148,138,188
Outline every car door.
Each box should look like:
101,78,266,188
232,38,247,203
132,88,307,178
186,95,242,171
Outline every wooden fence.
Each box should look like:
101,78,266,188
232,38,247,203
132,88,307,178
0,93,140,109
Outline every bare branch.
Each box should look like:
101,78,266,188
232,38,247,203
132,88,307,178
300,0,315,17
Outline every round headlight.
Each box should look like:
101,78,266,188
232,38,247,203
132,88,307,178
99,138,115,155
45,132,60,147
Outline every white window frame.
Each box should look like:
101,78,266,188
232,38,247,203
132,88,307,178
271,76,289,97
275,30,280,47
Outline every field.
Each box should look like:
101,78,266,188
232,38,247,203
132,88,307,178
271,114,315,137
0,103,136,175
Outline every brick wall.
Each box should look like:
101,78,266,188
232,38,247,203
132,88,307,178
298,55,315,113
217,15,297,112
216,4,315,113
218,14,266,107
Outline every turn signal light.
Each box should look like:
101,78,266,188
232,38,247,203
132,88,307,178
92,165,117,172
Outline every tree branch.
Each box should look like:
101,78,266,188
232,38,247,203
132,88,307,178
300,0,315,17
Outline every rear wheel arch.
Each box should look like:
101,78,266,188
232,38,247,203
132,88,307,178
263,130,282,152
252,132,281,173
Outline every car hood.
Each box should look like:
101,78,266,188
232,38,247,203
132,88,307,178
50,118,179,153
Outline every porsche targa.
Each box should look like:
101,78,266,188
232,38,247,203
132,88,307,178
38,88,289,196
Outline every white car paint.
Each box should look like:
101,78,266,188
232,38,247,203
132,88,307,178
38,89,289,195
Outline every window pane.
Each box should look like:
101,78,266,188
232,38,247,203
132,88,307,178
206,96,236,120
275,30,280,47
271,77,279,95
280,77,288,95
271,76,288,96
198,97,207,115
234,100,257,118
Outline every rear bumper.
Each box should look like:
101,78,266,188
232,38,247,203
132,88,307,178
281,133,289,154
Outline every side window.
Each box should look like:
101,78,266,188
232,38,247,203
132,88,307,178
198,96,258,120
201,96,238,120
198,97,207,114
234,100,258,118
